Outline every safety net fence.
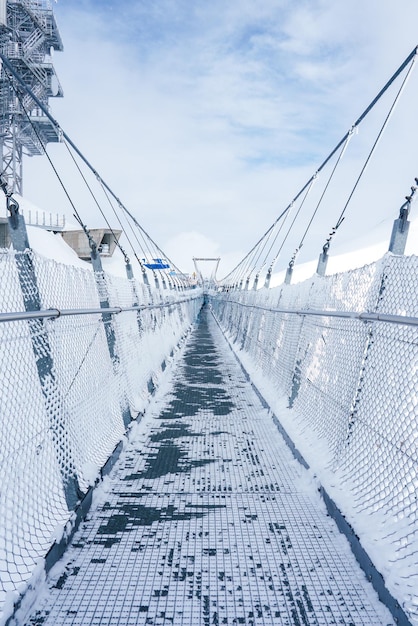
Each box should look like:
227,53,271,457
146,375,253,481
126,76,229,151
0,248,203,620
210,252,418,625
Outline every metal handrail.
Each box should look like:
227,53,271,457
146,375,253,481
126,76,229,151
211,297,418,328
0,295,203,324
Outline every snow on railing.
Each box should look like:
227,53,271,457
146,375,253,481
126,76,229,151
0,249,203,621
209,253,418,626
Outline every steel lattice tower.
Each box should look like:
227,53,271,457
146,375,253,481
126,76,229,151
0,0,63,194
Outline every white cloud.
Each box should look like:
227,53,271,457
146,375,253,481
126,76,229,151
164,231,244,278
20,0,418,281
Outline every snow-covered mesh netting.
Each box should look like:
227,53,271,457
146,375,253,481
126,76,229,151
210,253,418,625
0,250,202,617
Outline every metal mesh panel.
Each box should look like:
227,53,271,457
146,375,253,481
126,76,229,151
288,265,382,459
0,249,202,618
0,251,25,312
110,274,161,416
289,315,368,459
336,256,418,613
267,283,311,394
0,254,70,610
0,319,69,593
32,254,99,310
309,261,381,311
210,254,418,624
46,313,125,490
33,254,125,491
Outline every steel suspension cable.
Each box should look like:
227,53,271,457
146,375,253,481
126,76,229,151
61,139,141,263
255,201,296,277
247,223,278,280
238,235,269,284
63,140,165,277
246,201,306,282
13,80,150,281
281,131,355,275
7,79,85,231
266,176,317,276
295,131,353,255
1,46,417,287
0,54,187,279
325,55,416,250
94,175,150,271
231,240,266,287
220,208,289,284
95,171,158,269
10,74,177,285
253,177,317,286
219,45,418,285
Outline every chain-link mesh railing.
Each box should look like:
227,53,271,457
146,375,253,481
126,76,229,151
210,253,418,625
0,249,203,619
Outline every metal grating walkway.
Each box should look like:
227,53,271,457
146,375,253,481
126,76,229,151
24,307,394,626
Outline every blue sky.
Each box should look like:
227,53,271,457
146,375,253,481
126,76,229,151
22,0,418,276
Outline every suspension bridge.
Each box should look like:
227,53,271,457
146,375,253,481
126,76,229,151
0,2,418,625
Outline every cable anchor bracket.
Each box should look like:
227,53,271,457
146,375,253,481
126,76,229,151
400,179,418,228
0,172,20,229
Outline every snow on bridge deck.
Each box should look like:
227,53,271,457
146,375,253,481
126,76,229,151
24,307,394,626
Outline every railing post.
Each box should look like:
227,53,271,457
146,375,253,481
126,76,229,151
89,243,117,360
316,250,329,276
87,231,131,428
6,196,81,510
125,259,134,281
142,267,150,287
388,185,416,254
264,267,272,289
284,264,293,285
124,257,144,338
285,249,300,285
153,271,160,290
317,224,337,277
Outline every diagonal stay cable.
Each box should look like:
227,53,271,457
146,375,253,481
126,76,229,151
61,139,141,262
1,46,416,286
95,175,151,269
218,45,418,284
254,201,296,277
62,137,169,280
220,207,289,284
296,131,354,254
332,53,416,236
6,76,86,230
266,175,317,275
0,53,187,277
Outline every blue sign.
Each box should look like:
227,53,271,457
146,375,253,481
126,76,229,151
143,258,170,270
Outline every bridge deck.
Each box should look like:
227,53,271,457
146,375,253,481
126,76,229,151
24,307,394,626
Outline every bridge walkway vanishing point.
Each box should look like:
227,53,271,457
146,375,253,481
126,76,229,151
23,306,395,626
